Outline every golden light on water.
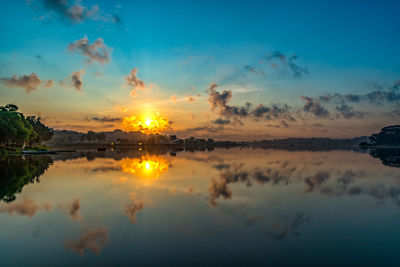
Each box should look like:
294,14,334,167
120,155,170,180
121,112,170,134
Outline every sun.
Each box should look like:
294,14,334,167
122,112,170,134
145,118,152,126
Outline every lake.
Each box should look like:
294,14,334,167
1,147,400,266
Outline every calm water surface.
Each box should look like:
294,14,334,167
1,148,400,266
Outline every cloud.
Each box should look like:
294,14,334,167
212,118,231,125
335,104,366,119
207,83,296,124
207,83,252,118
265,51,308,78
126,68,146,97
0,73,42,93
186,95,195,102
311,123,323,127
244,65,265,76
68,36,111,64
70,70,85,91
301,96,330,118
252,104,271,117
43,79,54,88
252,103,296,121
319,80,400,106
173,125,225,136
280,120,289,128
91,116,122,123
65,227,108,255
37,0,119,24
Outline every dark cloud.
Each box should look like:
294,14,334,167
70,70,85,91
319,80,400,106
38,0,119,24
126,68,146,96
335,104,366,119
207,83,296,124
91,116,122,123
212,118,231,125
301,96,330,118
68,36,111,64
112,13,122,25
305,80,400,119
212,163,231,170
252,104,271,117
65,227,108,255
0,73,42,93
265,51,308,78
173,125,225,136
311,123,323,127
207,82,244,117
253,104,296,122
244,65,265,76
280,120,289,128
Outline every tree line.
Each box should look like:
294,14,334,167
0,104,54,147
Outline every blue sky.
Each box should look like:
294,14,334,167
0,0,399,139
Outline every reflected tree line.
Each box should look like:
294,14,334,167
369,148,400,167
0,155,53,202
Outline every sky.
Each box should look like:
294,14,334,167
0,0,399,140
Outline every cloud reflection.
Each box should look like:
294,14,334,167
0,198,49,218
125,193,145,223
65,227,108,255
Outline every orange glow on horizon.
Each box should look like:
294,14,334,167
121,112,170,134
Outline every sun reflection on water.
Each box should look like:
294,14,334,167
120,155,169,180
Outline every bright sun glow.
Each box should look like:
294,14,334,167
122,112,170,134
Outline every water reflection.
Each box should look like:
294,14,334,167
0,148,400,265
369,148,400,167
0,155,53,203
65,227,108,255
120,155,170,180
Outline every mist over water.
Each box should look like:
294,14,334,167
1,148,400,266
